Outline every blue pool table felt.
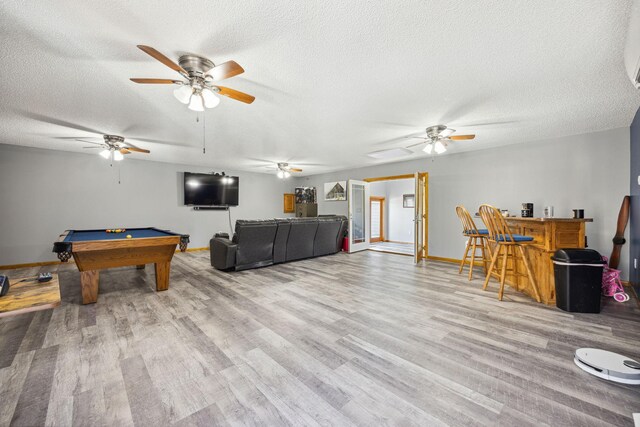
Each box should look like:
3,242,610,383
63,228,177,242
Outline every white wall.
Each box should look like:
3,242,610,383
0,144,291,265
385,179,415,243
292,128,631,278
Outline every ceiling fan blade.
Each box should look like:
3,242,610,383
209,61,244,81
122,146,150,153
289,168,303,172
449,134,476,140
130,78,181,84
405,136,428,140
119,148,131,155
127,137,192,148
83,146,103,149
21,112,104,135
406,141,426,149
214,86,255,104
76,139,104,145
137,45,187,76
440,128,455,138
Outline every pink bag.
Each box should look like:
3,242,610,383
601,256,629,302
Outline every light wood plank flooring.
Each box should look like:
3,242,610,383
369,241,414,256
1,251,639,426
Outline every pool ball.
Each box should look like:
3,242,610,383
126,235,132,239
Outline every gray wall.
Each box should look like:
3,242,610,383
0,144,291,265
385,179,415,243
293,127,631,278
370,179,415,243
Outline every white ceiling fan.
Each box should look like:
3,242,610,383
130,45,255,111
77,135,150,163
275,162,304,179
406,125,476,154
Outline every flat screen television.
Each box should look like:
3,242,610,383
184,172,239,206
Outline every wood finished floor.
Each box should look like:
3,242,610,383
369,241,414,256
1,251,639,426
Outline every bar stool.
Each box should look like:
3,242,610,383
478,204,541,302
455,205,492,280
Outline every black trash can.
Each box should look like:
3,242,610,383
551,249,605,313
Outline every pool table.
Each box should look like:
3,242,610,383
53,228,189,304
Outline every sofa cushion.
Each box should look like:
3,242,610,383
286,218,319,261
314,216,346,256
234,220,278,268
273,219,291,264
209,238,237,270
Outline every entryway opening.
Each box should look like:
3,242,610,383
363,173,428,260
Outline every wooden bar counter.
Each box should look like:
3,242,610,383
501,217,593,304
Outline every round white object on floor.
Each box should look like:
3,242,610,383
575,348,640,385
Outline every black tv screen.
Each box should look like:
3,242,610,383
184,172,239,206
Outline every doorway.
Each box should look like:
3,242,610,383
370,196,385,243
363,173,428,260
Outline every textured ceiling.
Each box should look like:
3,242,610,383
1,0,639,175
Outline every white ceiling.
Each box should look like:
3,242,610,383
1,0,639,175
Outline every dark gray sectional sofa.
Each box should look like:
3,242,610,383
210,216,347,271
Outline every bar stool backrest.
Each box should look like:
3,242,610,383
455,205,480,235
478,204,514,242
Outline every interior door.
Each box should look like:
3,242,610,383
348,180,370,253
370,197,384,243
414,172,426,263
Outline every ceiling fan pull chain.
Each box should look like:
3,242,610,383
202,112,206,154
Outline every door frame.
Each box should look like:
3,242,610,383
347,180,371,253
363,173,429,260
369,196,385,243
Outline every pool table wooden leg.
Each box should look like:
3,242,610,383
80,270,99,304
154,262,170,291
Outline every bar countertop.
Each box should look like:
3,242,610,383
474,215,593,223
504,217,593,223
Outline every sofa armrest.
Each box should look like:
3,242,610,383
210,238,237,270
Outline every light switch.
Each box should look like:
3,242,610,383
638,175,640,186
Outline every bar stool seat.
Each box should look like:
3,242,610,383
455,206,492,281
479,204,542,302
465,229,489,235
495,234,533,242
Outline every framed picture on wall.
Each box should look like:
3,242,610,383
403,194,415,208
324,181,347,201
295,187,317,204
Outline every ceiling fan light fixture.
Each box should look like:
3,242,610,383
283,171,291,178
202,88,220,108
277,170,285,179
188,93,205,112
99,149,111,159
434,140,447,154
423,143,433,154
173,85,193,104
113,150,124,161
